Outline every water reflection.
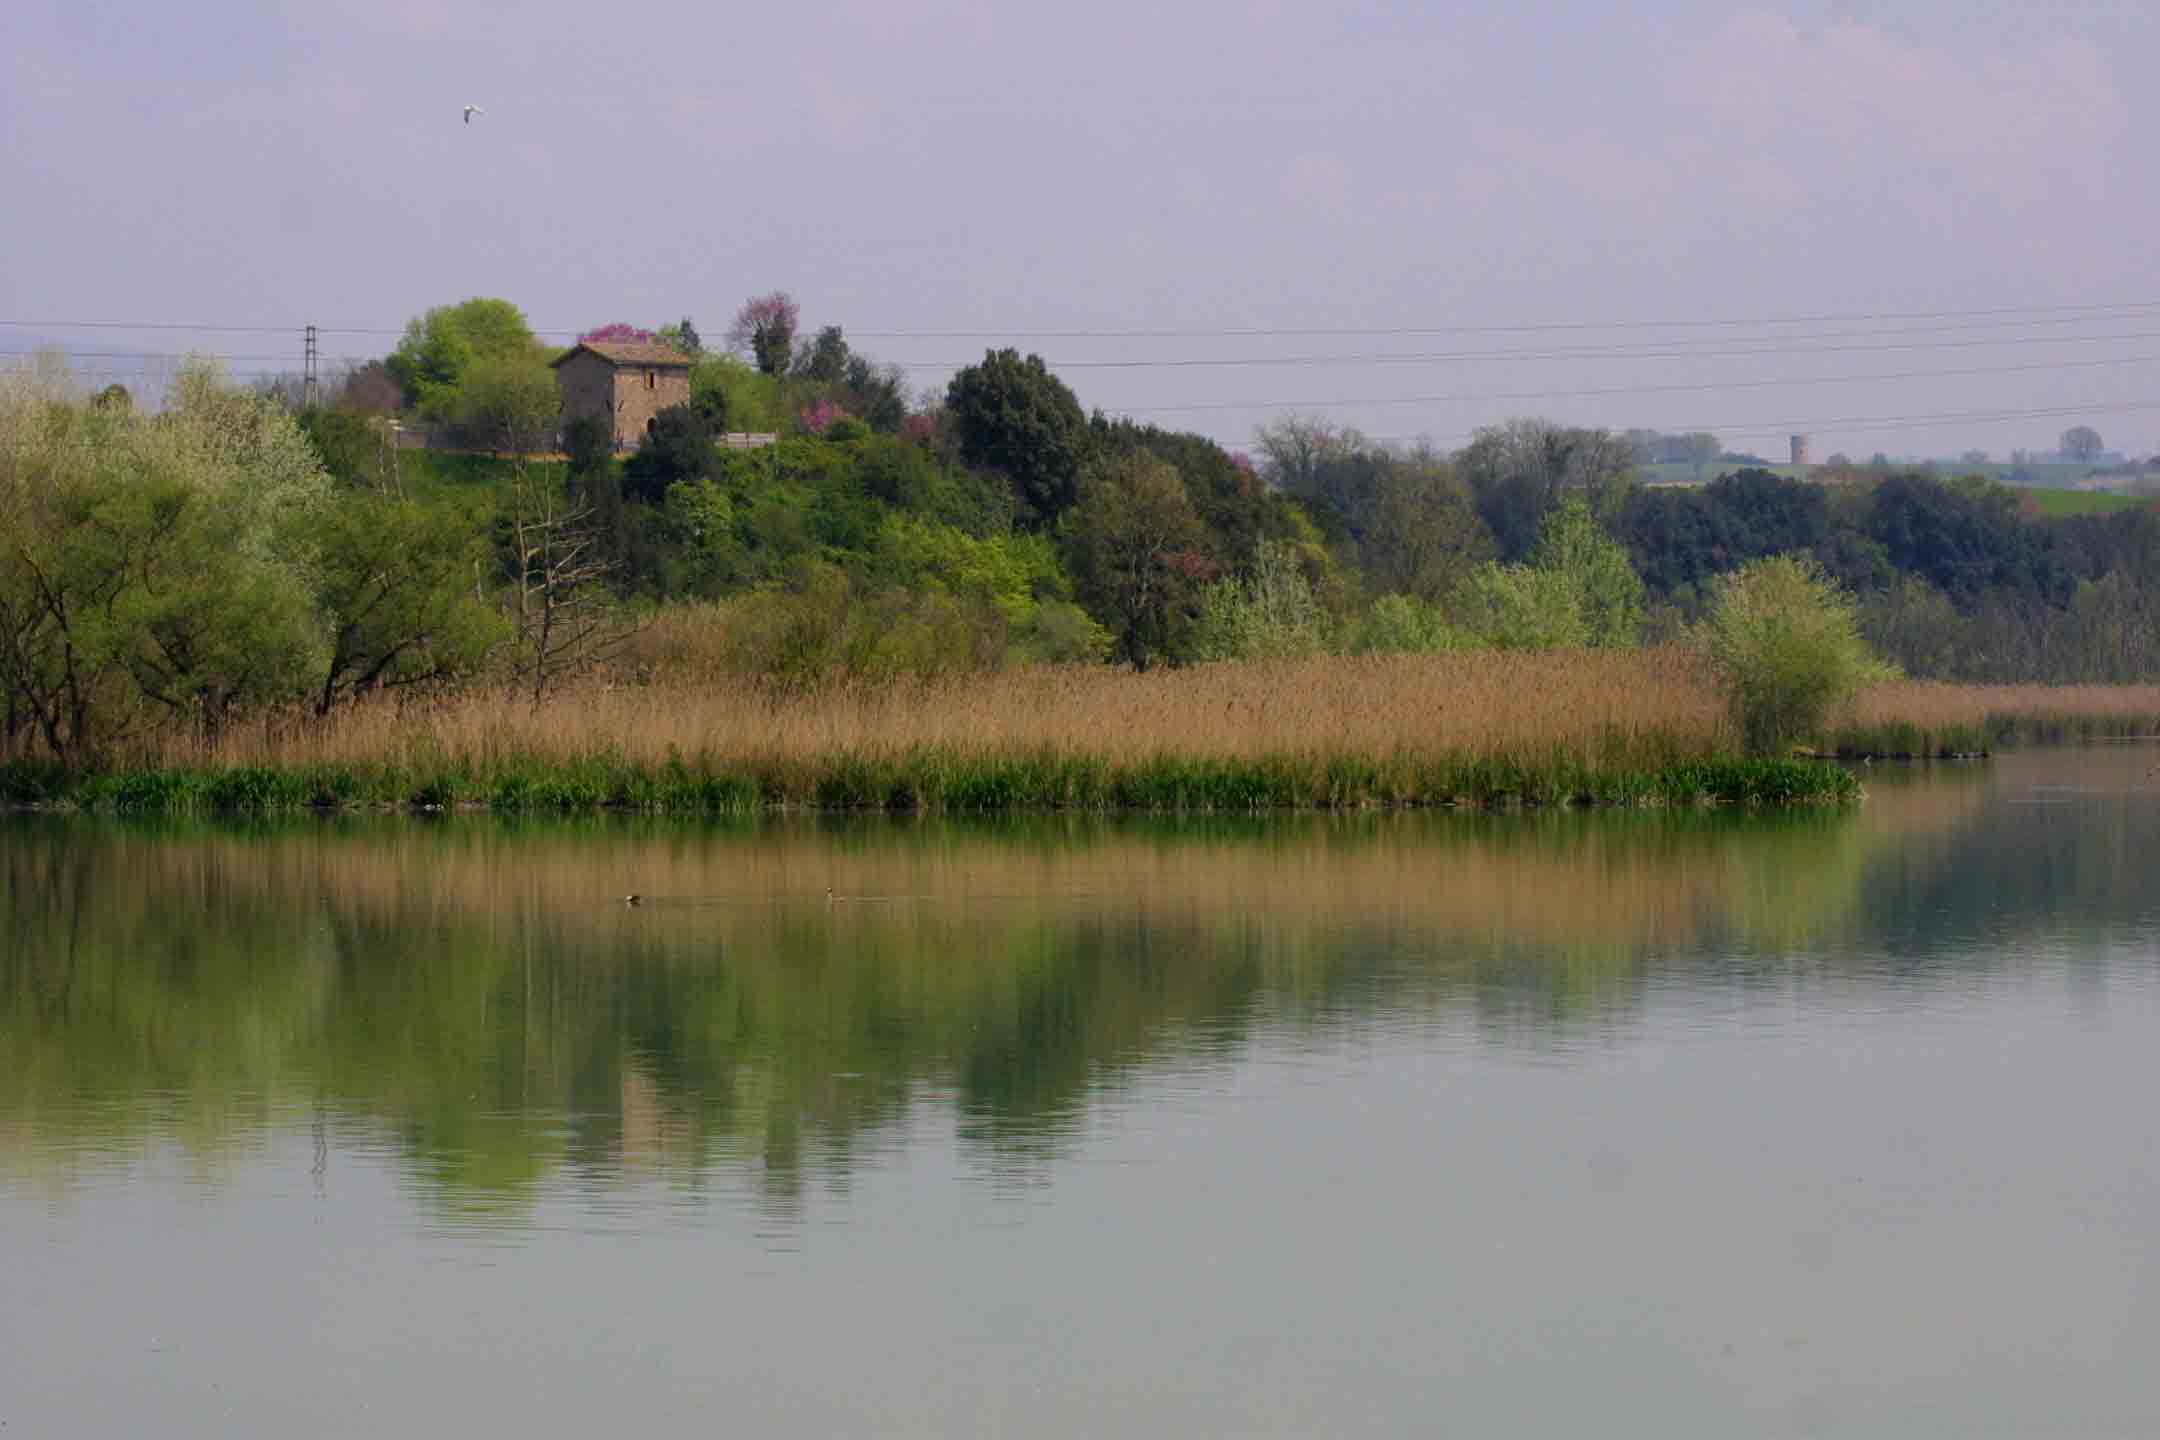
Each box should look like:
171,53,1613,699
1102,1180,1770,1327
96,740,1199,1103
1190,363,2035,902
4,749,2154,1221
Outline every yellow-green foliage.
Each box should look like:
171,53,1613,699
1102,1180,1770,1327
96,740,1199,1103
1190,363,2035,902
1191,540,1333,661
1701,555,1899,754
0,362,333,760
1351,594,1478,655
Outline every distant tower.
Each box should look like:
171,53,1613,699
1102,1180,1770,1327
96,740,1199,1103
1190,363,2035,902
1790,434,1810,467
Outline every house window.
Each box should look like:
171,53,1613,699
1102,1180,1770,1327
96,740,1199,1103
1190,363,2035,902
645,369,656,389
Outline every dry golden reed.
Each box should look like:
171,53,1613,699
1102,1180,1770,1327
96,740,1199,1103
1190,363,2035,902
154,647,1730,772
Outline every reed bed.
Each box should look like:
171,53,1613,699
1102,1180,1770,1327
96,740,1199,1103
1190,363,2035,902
1,649,1866,812
1832,680,2160,758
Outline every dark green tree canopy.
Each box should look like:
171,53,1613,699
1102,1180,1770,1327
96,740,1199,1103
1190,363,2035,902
622,403,719,506
945,350,1089,529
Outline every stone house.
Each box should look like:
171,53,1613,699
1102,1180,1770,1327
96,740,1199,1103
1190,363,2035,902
550,342,694,450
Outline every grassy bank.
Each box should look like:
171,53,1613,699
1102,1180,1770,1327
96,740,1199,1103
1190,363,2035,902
0,749,1858,816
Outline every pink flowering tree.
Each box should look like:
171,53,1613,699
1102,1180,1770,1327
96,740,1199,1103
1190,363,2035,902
727,292,800,376
799,397,848,435
578,322,656,346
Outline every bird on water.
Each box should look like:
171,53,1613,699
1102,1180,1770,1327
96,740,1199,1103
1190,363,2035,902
623,894,642,906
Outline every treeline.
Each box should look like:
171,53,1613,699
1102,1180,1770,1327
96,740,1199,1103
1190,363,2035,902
8,288,2160,769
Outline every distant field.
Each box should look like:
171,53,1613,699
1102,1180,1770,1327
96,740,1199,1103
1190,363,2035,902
2012,488,2152,518
1637,462,1809,485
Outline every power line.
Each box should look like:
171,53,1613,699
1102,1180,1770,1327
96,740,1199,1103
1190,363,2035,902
7,297,2160,340
1103,352,2160,416
16,323,2160,375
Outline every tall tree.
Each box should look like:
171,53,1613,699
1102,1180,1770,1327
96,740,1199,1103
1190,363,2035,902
1066,453,1210,669
385,298,542,415
728,292,800,377
945,350,1089,529
2061,425,2104,463
1457,418,1636,562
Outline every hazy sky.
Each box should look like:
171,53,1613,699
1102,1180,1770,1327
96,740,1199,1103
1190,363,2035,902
5,0,2156,459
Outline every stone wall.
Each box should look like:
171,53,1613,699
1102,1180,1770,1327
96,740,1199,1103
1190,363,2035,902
609,366,693,449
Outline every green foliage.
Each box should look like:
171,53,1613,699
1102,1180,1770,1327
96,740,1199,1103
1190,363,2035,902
1350,595,1476,655
622,403,718,505
454,351,560,455
1700,555,1900,755
1066,452,1210,669
945,349,1089,528
1190,540,1331,661
1458,419,1637,562
385,298,542,415
0,363,331,762
1456,564,1592,650
305,493,510,713
1528,497,1645,646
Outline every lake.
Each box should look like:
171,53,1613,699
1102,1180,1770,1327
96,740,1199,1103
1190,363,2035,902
4,747,2158,1437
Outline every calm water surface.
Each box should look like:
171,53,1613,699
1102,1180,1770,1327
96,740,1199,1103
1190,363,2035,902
4,748,2158,1437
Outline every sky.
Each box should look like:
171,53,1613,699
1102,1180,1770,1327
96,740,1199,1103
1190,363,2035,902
4,0,2157,460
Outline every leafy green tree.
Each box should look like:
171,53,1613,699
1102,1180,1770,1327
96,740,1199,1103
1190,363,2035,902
622,403,717,505
0,364,329,760
1457,418,1635,561
945,350,1088,529
1700,555,1898,754
385,298,542,415
1067,452,1210,669
1350,595,1473,655
1092,418,1301,572
1529,497,1645,646
1454,564,1591,650
1190,540,1330,661
306,495,509,714
454,352,560,458
800,325,851,383
1364,459,1493,601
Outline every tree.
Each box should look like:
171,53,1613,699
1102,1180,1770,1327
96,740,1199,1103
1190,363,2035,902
621,403,717,505
1457,418,1636,562
729,292,800,377
578,322,656,346
1454,563,1590,650
1699,555,1898,754
1252,415,1360,501
1066,452,1210,669
1363,459,1493,601
454,353,560,458
385,298,542,415
2061,425,2104,463
945,349,1089,528
0,363,329,762
506,468,629,705
306,495,508,714
799,325,851,383
1189,540,1329,661
1528,496,1645,646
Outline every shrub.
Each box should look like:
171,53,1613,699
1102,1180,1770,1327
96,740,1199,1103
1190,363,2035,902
1351,594,1476,655
1700,555,1899,754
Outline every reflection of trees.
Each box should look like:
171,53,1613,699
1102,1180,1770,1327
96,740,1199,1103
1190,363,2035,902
11,773,2132,1217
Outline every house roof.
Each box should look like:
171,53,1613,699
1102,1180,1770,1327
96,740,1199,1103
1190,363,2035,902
551,341,694,369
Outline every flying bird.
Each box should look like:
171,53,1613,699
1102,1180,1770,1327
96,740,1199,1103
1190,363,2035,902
463,105,484,125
